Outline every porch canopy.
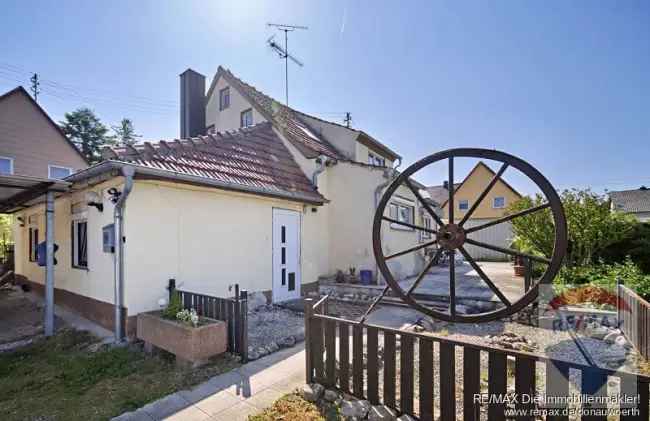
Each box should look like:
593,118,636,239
0,174,71,336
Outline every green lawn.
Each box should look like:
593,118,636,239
0,329,240,421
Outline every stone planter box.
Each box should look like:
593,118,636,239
137,311,227,367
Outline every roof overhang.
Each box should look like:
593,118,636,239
0,174,71,213
356,131,401,161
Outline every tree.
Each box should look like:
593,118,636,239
59,108,114,164
112,118,141,147
508,189,636,268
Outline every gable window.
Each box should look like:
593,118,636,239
368,152,386,167
240,108,253,128
29,227,39,262
0,156,14,175
219,87,230,110
421,215,433,240
389,201,414,230
71,219,88,269
49,165,73,180
459,200,469,211
493,196,506,209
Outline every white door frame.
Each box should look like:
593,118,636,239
272,208,302,303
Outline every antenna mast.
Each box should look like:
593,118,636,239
267,23,308,106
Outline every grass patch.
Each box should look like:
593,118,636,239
0,328,240,421
249,393,340,421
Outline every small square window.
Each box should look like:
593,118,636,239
240,108,253,128
389,202,414,230
0,157,14,175
459,200,469,211
219,87,230,110
368,152,385,167
493,196,506,208
49,165,73,179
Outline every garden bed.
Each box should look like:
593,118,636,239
0,328,239,421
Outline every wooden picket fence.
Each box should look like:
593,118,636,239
305,295,650,421
168,279,248,362
619,284,650,359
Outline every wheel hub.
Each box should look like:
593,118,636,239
437,223,466,250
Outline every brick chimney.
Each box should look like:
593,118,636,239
180,69,206,138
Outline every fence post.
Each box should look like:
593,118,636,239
304,298,314,383
168,279,176,302
234,284,240,355
240,289,248,363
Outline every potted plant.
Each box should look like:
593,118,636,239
137,291,228,367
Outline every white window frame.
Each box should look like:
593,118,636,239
368,152,386,167
459,199,469,211
493,196,506,209
48,165,73,180
71,212,88,269
389,200,415,231
219,87,230,110
0,156,14,175
421,215,433,240
240,108,253,128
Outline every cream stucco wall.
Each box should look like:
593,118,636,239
205,77,266,132
355,141,395,168
298,114,358,161
13,178,125,306
123,180,327,315
442,163,521,221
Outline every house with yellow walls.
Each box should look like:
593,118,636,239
427,161,522,260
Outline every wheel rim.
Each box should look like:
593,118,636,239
372,148,567,323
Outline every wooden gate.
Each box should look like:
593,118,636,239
168,279,248,362
619,284,650,360
305,296,650,421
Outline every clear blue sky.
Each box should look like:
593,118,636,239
1,1,648,193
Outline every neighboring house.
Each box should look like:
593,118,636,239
428,161,522,260
0,86,87,179
609,187,650,222
12,67,430,336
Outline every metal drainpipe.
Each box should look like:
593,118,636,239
374,158,402,284
114,166,135,343
311,155,328,187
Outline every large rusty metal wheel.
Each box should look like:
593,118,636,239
372,148,567,323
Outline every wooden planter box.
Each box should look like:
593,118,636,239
137,311,227,367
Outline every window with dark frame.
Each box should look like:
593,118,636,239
240,108,253,128
71,220,88,268
459,199,469,211
29,227,38,262
219,87,230,110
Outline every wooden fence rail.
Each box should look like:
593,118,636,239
619,284,650,360
168,279,248,362
306,296,650,421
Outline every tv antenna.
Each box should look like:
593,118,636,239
267,23,308,106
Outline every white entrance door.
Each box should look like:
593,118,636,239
272,208,301,303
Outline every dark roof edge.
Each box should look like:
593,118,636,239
66,160,326,206
0,86,89,165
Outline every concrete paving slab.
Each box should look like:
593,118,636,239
211,400,259,421
192,391,243,417
141,393,191,420
179,370,245,403
161,404,211,421
244,387,285,410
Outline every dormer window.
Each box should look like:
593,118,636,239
219,87,230,110
240,108,253,128
368,152,385,167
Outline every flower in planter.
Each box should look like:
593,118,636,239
176,308,199,327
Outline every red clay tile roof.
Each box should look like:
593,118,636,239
212,67,345,160
102,122,325,204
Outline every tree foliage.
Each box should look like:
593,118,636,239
59,108,114,164
111,118,141,147
508,189,636,268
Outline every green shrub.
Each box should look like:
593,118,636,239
556,258,650,300
161,291,183,319
597,222,650,274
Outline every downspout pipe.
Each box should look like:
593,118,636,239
311,155,329,187
114,166,135,343
374,158,402,283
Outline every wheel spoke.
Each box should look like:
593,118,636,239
458,246,512,307
459,162,509,226
448,157,454,223
464,202,551,234
403,179,445,227
359,285,391,324
464,238,551,264
385,240,438,260
449,249,456,316
382,216,437,234
406,248,444,296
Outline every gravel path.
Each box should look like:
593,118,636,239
247,304,304,350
